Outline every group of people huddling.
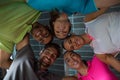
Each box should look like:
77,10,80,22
0,0,120,80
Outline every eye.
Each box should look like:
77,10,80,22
68,39,71,44
44,32,49,38
71,53,75,57
69,46,74,50
68,39,74,50
39,38,43,42
65,58,70,63
51,54,57,59
44,50,50,55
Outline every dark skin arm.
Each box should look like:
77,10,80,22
84,8,108,22
95,54,120,72
62,76,78,80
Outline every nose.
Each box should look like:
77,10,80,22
69,60,74,66
39,34,44,38
59,25,65,31
46,53,52,59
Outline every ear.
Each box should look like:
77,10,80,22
39,49,44,56
53,22,55,25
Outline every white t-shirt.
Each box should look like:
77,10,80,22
85,11,120,54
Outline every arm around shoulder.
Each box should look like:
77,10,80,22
84,8,108,22
95,53,120,72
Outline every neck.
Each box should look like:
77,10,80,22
39,66,47,71
81,33,92,44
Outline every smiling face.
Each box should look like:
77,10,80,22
63,35,85,51
31,22,52,44
64,51,82,69
53,13,71,39
39,47,58,70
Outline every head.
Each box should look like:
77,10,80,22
64,51,82,70
63,35,85,51
39,43,61,70
31,22,53,44
49,10,71,39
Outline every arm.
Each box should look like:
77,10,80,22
4,34,39,80
95,54,120,72
16,33,29,51
84,8,108,22
62,76,78,80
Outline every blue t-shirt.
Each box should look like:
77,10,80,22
27,0,98,15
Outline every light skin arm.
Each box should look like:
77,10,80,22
0,34,29,69
84,8,108,22
95,54,120,72
16,33,29,51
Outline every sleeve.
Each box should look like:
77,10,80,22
0,37,14,53
3,44,39,80
26,0,98,15
63,0,98,15
80,0,98,14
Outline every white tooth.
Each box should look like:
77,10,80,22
77,40,80,45
74,61,77,65
36,31,40,36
